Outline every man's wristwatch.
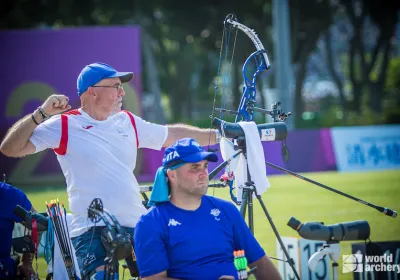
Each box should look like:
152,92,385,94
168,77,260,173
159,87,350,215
37,107,50,121
31,113,40,125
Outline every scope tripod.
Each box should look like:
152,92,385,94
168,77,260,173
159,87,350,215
308,241,340,280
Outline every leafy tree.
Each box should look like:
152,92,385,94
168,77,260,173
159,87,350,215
384,57,400,123
340,0,399,114
289,0,334,128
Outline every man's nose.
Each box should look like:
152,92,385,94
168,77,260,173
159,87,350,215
119,87,126,97
199,168,208,178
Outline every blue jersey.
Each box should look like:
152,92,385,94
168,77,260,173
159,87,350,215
0,182,32,258
134,195,265,279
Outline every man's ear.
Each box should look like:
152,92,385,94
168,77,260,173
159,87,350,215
166,169,176,181
89,87,96,97
84,87,96,98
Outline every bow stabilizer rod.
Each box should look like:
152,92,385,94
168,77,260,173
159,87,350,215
264,161,398,218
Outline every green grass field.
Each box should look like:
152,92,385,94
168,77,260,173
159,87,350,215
24,169,400,279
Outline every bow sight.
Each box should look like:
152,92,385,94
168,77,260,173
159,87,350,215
216,101,292,123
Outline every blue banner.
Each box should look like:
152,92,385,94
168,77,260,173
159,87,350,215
331,125,400,172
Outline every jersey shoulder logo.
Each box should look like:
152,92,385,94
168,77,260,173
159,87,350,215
168,218,182,227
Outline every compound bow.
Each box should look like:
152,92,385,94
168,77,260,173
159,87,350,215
207,14,300,280
208,13,291,205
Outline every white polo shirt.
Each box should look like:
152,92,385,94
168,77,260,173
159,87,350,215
30,108,168,237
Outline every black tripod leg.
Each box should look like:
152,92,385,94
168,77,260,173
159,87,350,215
255,194,301,280
240,189,248,220
247,189,254,234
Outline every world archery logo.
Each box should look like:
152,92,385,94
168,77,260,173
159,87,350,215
343,254,363,273
210,208,221,221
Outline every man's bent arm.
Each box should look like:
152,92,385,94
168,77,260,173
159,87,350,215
249,255,282,280
165,124,217,147
0,111,41,157
142,271,180,280
1,94,71,157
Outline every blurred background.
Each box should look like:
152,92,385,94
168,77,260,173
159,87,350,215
1,0,399,279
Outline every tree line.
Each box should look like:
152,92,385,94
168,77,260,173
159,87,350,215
1,0,399,128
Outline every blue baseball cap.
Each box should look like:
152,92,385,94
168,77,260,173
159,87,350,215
77,62,134,95
162,138,218,168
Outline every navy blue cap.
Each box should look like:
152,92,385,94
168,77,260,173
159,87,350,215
77,62,133,95
162,138,218,168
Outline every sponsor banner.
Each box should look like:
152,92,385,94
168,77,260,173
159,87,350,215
331,125,400,172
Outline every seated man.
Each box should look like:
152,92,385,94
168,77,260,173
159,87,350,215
0,182,34,280
134,138,282,280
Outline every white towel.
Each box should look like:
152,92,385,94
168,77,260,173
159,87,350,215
220,121,270,202
220,136,239,173
53,213,81,279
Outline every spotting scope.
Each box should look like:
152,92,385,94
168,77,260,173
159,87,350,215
287,217,370,242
